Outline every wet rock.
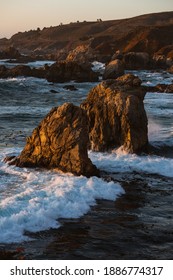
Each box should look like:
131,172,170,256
63,85,78,91
144,83,173,93
10,103,99,177
7,65,32,77
81,74,148,153
123,52,150,70
50,89,59,93
103,59,124,80
46,61,99,83
0,64,46,79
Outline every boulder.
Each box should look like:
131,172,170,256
9,103,99,177
81,74,148,153
46,60,98,83
6,65,32,77
123,52,150,70
103,59,124,80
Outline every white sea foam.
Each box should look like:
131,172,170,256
0,149,124,243
89,150,173,178
26,60,55,68
92,61,105,73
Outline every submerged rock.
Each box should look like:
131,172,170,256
81,74,148,153
10,103,99,177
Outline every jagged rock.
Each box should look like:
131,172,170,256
123,52,150,70
9,103,99,177
66,45,95,63
81,74,148,153
103,59,124,79
46,60,98,83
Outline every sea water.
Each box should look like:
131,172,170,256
0,65,173,249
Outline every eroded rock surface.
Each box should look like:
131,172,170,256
81,74,148,153
10,103,99,177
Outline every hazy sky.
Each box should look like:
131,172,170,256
1,0,173,38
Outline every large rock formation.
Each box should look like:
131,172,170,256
0,60,99,82
123,52,150,70
81,74,148,153
46,60,98,83
10,103,99,177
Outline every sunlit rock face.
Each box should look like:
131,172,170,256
103,59,125,80
81,74,148,153
11,103,99,177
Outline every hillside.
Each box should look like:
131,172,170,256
0,11,173,60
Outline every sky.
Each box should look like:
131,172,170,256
1,0,173,39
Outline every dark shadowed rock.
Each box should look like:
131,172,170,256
0,47,21,59
7,65,32,77
0,64,46,79
46,61,99,83
81,74,148,153
103,59,124,79
144,83,173,93
9,103,99,177
123,52,150,70
63,85,78,91
168,65,173,74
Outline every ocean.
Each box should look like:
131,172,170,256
0,61,173,259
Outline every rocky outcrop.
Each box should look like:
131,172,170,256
0,47,21,59
103,59,124,79
0,65,46,79
123,52,150,70
66,45,95,63
0,60,99,82
9,103,99,177
46,61,99,83
81,74,148,153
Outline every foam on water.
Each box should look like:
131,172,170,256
0,148,124,244
89,150,173,178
